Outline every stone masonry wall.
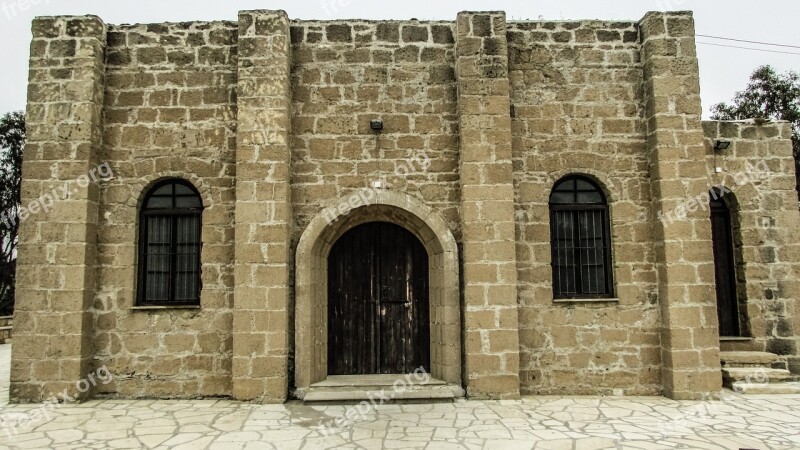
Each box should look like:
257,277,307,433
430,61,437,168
703,120,800,373
92,21,238,398
11,16,106,402
509,20,661,395
288,20,461,239
14,9,798,403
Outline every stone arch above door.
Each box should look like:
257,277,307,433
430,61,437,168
294,189,461,390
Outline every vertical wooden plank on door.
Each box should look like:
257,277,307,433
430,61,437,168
377,223,430,374
328,223,379,375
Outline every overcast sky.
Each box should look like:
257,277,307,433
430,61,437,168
0,0,798,117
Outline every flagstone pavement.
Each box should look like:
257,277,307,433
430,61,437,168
1,344,799,449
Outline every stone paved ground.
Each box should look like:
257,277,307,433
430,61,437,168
1,344,799,449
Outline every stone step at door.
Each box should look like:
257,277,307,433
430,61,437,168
720,351,788,370
299,375,465,402
720,351,800,394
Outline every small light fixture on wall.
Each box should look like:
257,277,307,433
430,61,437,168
714,140,731,152
370,119,384,189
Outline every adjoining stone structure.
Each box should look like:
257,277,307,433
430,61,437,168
702,120,800,374
10,9,800,403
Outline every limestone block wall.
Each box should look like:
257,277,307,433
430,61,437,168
702,120,800,373
509,19,661,395
92,21,238,398
288,20,461,239
11,16,106,402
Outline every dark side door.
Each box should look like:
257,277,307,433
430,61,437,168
710,197,741,337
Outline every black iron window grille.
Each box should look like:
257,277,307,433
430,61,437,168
137,179,203,307
549,176,614,299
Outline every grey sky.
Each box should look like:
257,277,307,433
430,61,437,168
1,0,798,117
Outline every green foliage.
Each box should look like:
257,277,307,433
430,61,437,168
711,65,800,195
0,111,25,316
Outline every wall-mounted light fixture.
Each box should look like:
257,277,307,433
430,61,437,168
714,140,731,152
370,119,384,189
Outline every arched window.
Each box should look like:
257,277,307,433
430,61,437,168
137,179,203,306
549,175,613,299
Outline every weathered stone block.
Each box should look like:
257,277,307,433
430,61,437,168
326,24,352,42
402,25,429,42
137,47,167,64
596,30,621,42
376,23,399,42
432,25,454,44
472,15,492,37
167,50,195,66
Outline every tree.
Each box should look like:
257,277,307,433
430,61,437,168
0,111,25,316
711,65,800,198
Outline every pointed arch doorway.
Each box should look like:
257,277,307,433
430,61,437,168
328,222,430,375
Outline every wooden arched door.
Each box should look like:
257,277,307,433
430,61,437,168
327,222,430,375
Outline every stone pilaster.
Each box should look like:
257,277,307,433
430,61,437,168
232,10,292,402
455,11,520,399
640,11,722,399
11,16,106,402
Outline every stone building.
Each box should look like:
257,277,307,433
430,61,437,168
9,9,800,403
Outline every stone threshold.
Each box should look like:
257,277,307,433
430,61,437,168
720,336,754,342
728,382,800,395
553,298,620,304
300,375,465,402
131,306,201,311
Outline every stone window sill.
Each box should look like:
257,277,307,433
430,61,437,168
131,305,201,311
553,298,620,304
720,336,754,342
